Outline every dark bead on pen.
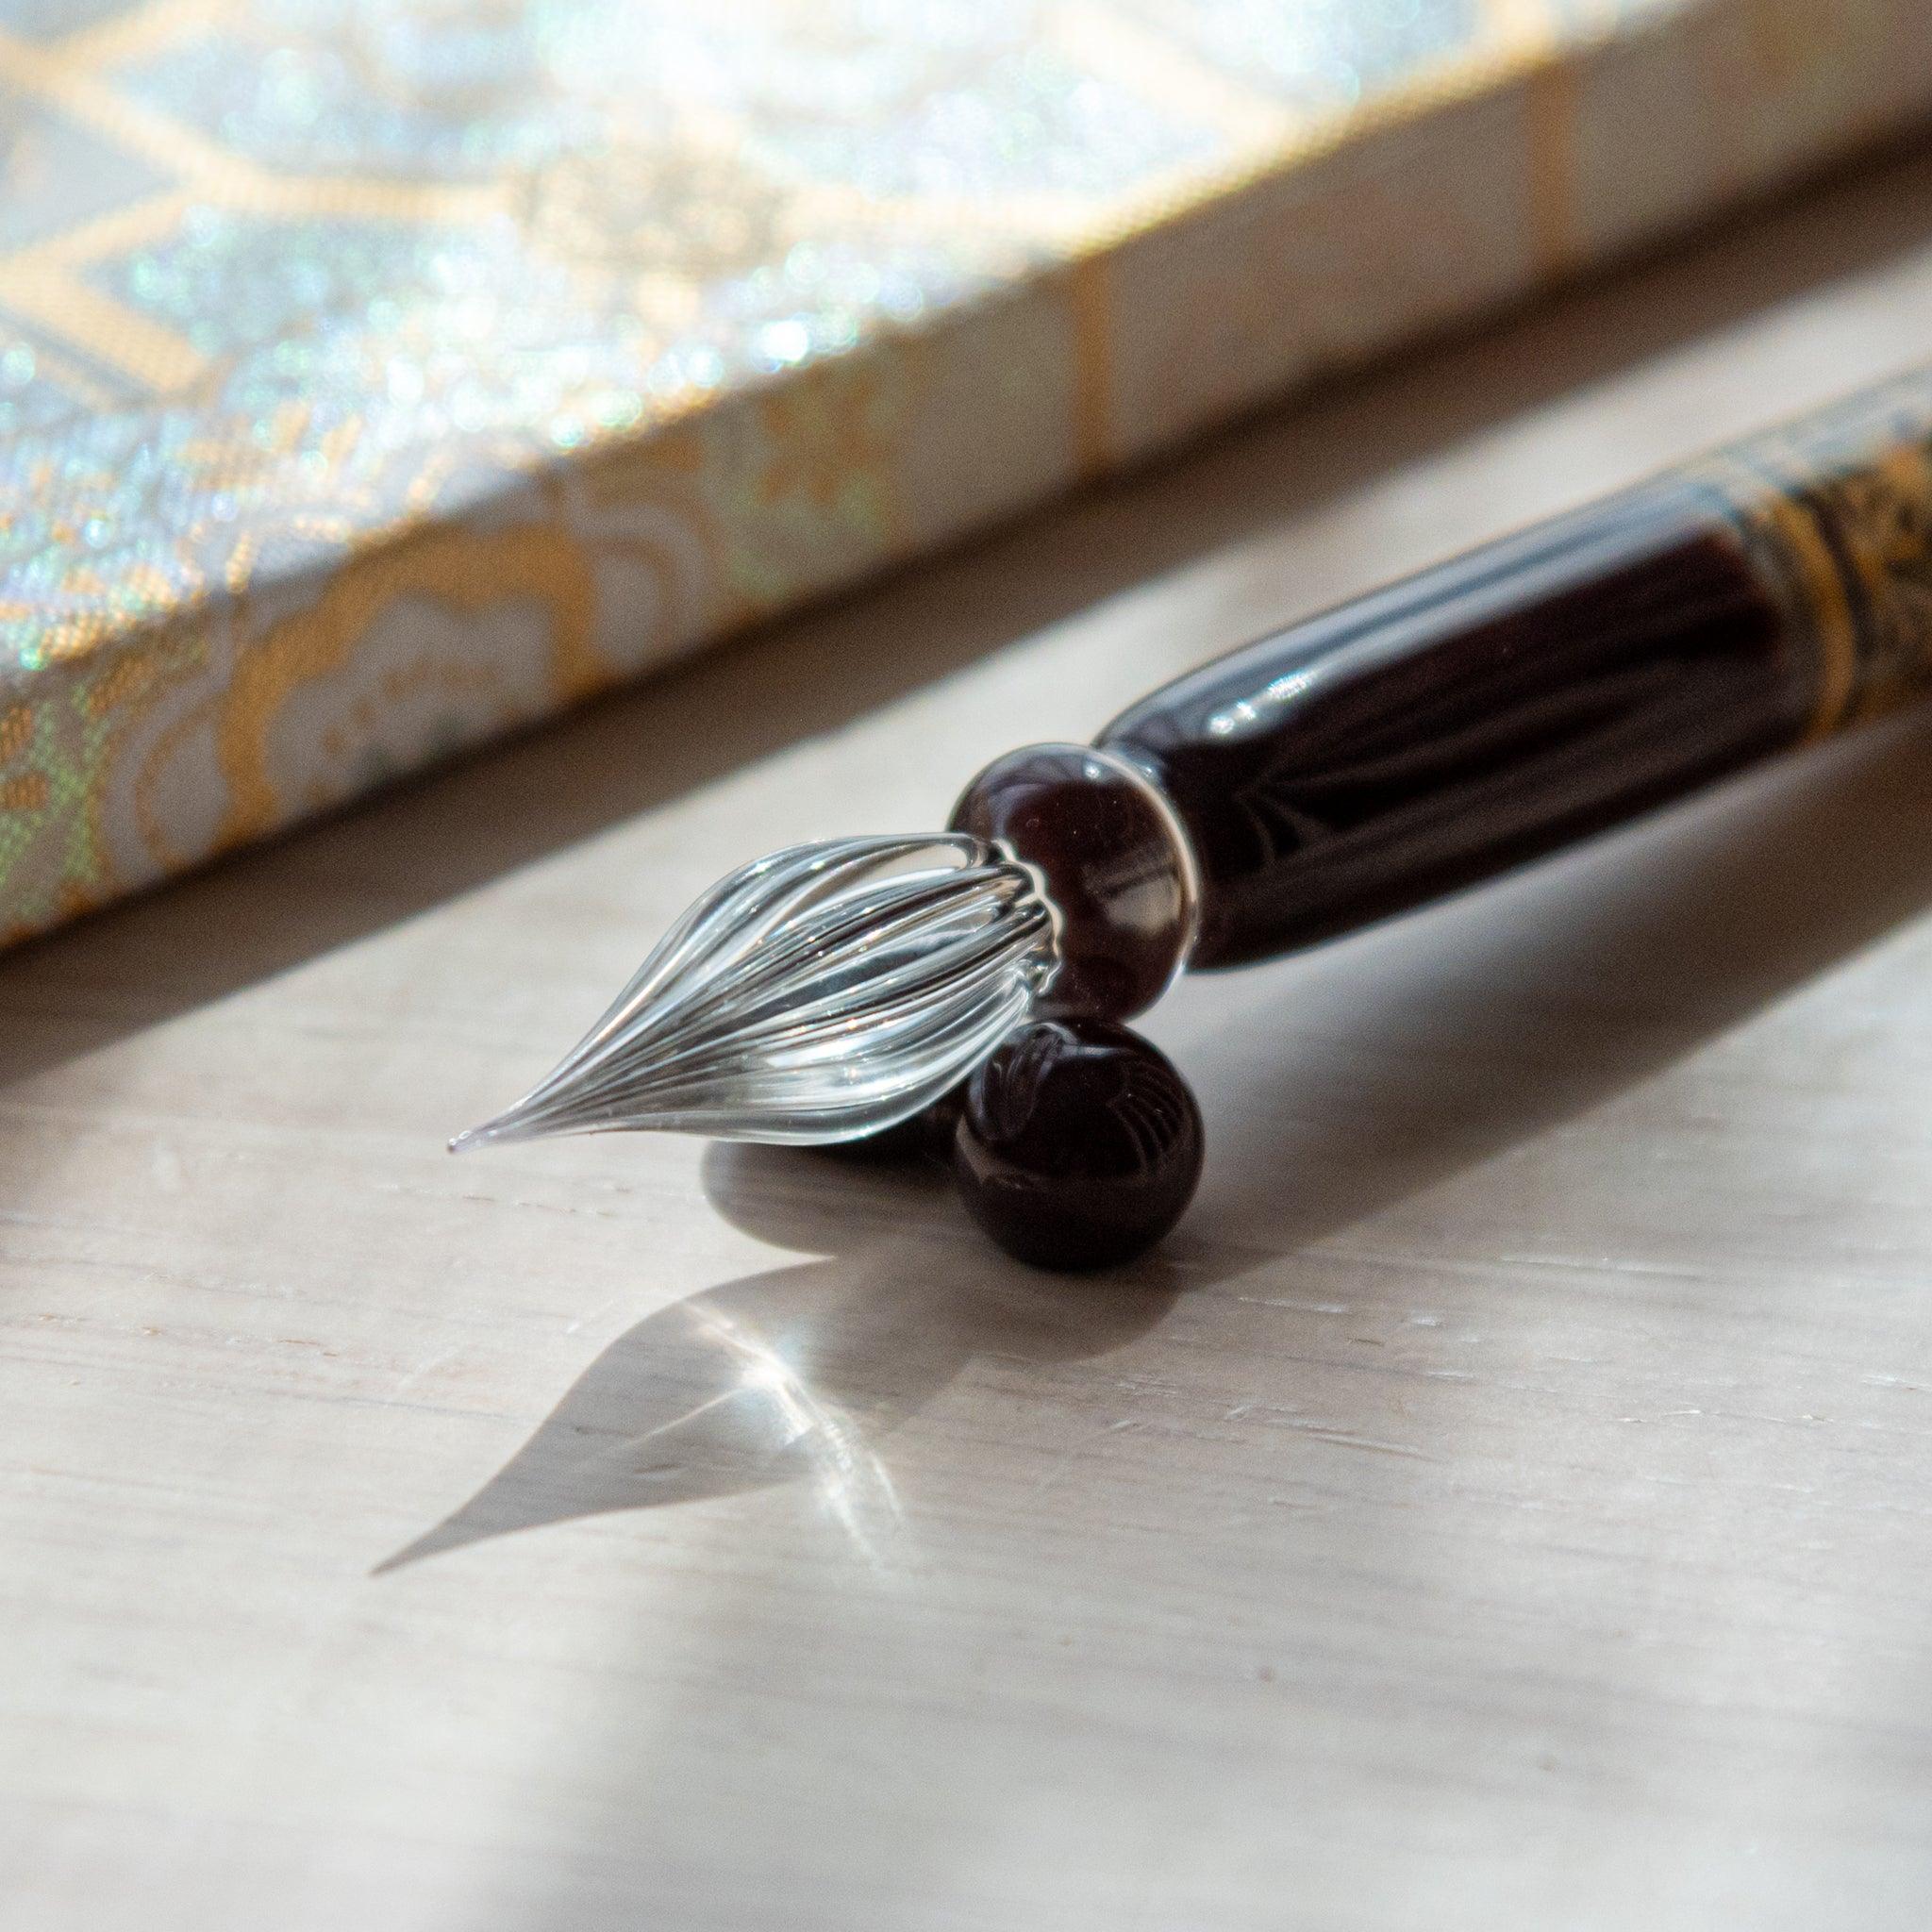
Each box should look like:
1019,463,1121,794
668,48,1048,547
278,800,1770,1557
952,1019,1203,1271
950,742,1197,1022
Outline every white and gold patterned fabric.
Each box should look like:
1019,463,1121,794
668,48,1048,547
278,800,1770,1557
3,0,1928,942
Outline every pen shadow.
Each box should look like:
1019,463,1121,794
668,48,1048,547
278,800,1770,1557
377,1159,1191,1570
379,708,1932,1571
10,139,1932,1097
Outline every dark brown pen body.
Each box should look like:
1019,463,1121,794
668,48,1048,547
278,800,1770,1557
1103,371,1932,969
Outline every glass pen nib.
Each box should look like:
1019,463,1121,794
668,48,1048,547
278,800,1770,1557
451,833,1056,1149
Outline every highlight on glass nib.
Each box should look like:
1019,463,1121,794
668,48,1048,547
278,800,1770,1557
451,833,1058,1152
456,367,1932,1271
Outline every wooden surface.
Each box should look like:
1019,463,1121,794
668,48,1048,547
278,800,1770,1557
9,147,1932,1932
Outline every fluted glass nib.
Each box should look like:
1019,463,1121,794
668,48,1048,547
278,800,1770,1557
452,834,1057,1149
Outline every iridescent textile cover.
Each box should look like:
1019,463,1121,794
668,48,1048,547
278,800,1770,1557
4,0,1929,944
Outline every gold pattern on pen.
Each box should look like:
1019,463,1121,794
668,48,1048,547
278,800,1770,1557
1699,375,1932,741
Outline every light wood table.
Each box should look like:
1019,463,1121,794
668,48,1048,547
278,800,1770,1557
9,147,1932,1932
